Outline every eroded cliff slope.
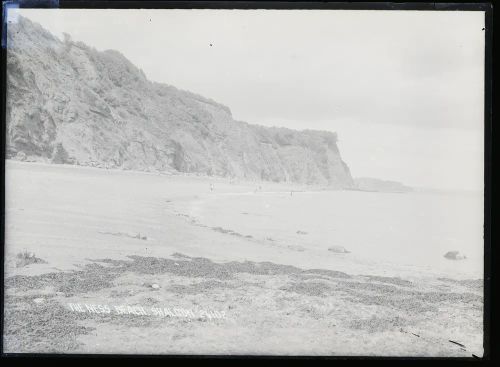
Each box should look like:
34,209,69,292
6,16,354,188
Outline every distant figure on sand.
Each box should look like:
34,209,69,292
210,183,214,192
290,190,293,196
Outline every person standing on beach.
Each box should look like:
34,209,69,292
210,183,214,192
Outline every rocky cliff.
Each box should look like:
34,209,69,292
6,16,354,188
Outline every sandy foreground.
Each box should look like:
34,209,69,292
3,160,483,356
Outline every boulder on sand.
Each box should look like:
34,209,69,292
444,251,467,260
328,246,350,254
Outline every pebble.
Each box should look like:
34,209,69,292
151,284,160,289
444,251,467,260
33,298,45,304
328,246,350,254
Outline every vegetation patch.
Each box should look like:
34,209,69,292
15,250,47,268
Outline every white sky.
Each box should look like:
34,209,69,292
11,9,485,191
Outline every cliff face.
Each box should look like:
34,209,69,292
6,16,354,188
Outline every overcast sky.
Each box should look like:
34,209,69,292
12,9,485,191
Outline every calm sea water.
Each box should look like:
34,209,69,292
191,190,484,279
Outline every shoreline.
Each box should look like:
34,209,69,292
5,159,483,281
3,160,484,355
